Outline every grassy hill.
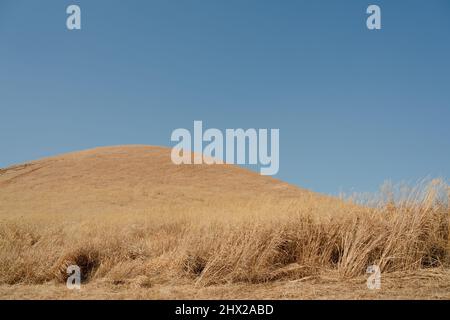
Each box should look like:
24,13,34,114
0,145,448,299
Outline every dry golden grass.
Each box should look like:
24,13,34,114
0,145,448,299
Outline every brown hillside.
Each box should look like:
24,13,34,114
0,146,448,299
0,145,351,217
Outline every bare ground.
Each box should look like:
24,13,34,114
1,269,449,300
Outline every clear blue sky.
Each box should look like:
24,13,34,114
0,0,449,194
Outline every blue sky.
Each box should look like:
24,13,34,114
0,0,449,194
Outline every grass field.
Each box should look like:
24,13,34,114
0,146,449,299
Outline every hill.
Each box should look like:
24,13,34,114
0,145,350,218
0,145,448,299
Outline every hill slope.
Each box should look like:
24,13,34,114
0,145,349,217
0,146,448,299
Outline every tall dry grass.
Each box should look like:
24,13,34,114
0,179,448,287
